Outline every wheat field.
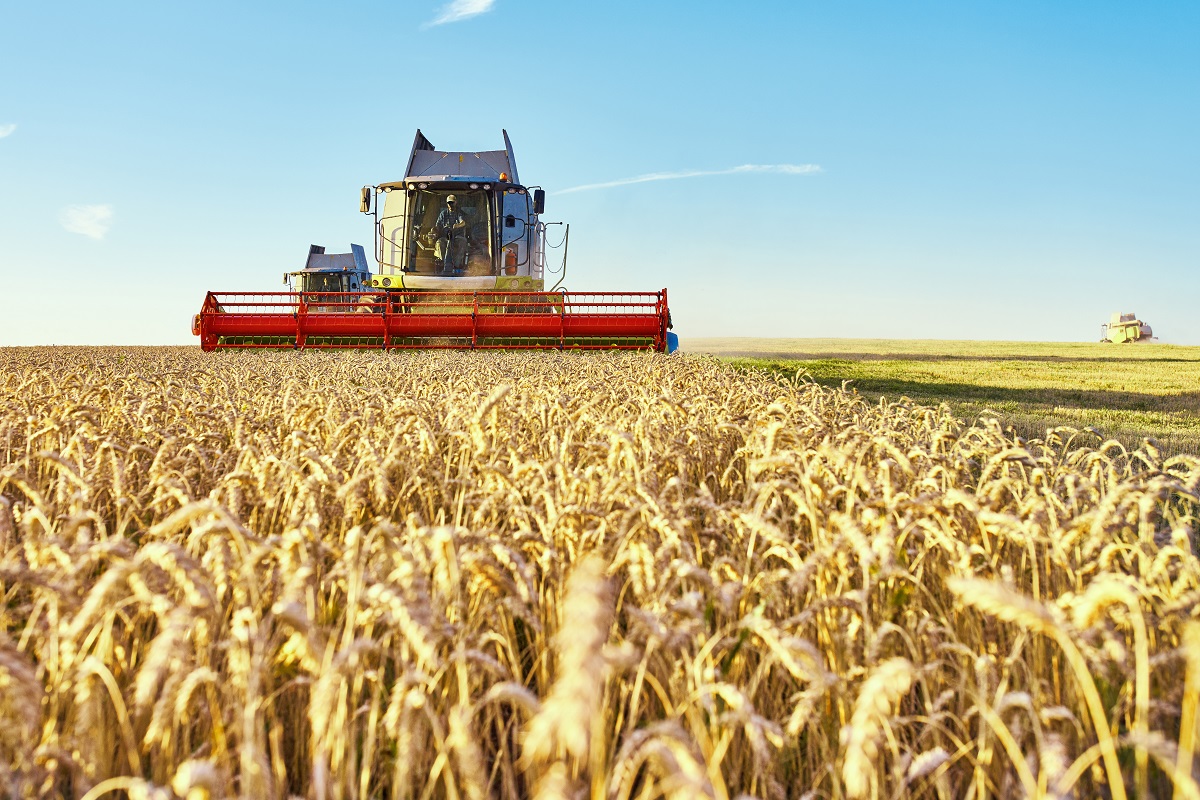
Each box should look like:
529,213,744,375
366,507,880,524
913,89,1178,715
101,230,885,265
1,346,1198,800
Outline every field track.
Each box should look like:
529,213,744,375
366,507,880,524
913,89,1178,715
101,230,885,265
2,346,1199,799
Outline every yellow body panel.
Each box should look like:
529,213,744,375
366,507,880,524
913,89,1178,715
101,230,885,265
367,274,544,292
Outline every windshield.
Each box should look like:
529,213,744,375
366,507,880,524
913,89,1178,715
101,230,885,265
298,273,345,292
405,189,492,276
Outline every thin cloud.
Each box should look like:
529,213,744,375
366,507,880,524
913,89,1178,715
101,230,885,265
0,123,15,138
60,204,114,240
425,0,494,27
555,163,822,195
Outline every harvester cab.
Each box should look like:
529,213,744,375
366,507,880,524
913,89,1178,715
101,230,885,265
285,244,373,294
192,129,676,352
362,129,547,293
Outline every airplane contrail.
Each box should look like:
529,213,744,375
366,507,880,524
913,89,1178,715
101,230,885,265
555,163,821,195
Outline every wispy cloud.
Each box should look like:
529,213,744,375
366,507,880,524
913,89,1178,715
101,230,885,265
556,163,822,195
0,123,15,139
60,204,114,240
424,0,494,27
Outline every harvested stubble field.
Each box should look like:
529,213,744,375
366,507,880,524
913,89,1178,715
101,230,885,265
687,338,1200,455
1,346,1199,800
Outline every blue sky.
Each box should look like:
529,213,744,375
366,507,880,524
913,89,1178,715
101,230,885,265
1,1,1197,345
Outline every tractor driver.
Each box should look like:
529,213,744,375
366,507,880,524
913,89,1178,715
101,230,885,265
431,194,469,273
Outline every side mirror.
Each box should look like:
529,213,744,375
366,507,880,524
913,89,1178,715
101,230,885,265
360,186,372,213
533,189,546,215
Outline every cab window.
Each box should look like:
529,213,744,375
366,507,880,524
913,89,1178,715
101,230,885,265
405,189,493,275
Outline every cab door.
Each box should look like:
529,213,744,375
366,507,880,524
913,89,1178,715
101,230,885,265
500,190,532,275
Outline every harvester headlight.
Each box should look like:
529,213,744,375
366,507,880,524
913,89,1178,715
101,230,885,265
418,183,428,189
382,277,391,287
482,184,491,189
470,183,479,189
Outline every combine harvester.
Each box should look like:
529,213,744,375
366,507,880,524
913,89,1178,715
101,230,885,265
193,131,676,352
1100,312,1155,343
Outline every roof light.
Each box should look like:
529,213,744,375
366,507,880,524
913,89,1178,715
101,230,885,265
499,172,508,182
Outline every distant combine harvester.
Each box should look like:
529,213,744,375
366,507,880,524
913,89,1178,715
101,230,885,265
1100,312,1155,343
